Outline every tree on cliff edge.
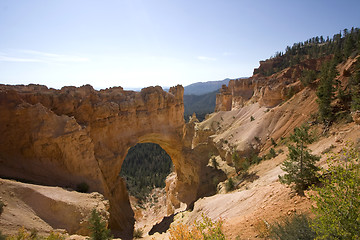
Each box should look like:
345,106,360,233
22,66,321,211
279,124,320,195
88,209,112,240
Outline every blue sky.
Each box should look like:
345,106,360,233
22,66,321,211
0,0,359,90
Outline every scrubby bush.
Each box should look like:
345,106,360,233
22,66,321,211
211,157,218,169
269,213,316,240
311,144,360,239
169,214,226,240
269,148,277,159
225,178,235,192
3,227,65,240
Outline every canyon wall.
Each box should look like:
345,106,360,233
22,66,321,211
215,57,331,112
0,84,215,237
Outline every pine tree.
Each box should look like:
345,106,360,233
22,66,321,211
316,61,338,126
88,209,112,240
279,124,320,195
350,61,360,111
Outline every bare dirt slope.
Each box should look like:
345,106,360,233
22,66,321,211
0,179,109,237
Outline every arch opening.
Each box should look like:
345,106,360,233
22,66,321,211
120,142,176,236
120,142,173,203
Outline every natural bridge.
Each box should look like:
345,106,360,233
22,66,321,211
0,84,222,237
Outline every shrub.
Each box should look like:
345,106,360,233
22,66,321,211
269,213,316,240
311,144,360,239
211,157,218,169
232,152,241,172
5,228,65,240
169,214,226,240
76,182,89,193
133,228,143,239
271,138,277,147
225,178,235,192
46,232,66,240
269,148,277,159
88,209,112,240
250,116,255,121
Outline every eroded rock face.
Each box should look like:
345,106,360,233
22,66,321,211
215,57,331,112
0,84,209,237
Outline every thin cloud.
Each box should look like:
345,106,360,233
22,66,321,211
197,56,217,61
0,49,89,63
0,55,42,62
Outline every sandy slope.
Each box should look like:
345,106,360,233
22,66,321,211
0,179,109,237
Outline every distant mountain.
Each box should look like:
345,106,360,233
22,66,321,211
184,89,219,121
184,79,231,95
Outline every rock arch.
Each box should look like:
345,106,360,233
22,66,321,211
0,84,217,236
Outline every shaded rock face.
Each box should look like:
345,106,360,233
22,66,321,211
0,84,211,237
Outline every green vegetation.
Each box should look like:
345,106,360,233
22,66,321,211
250,116,255,121
300,69,317,87
169,214,226,240
269,148,277,159
269,214,316,240
271,138,277,147
225,177,235,192
316,60,337,126
311,144,360,239
350,60,360,112
120,143,173,201
88,209,112,240
257,27,360,76
211,157,218,169
279,124,320,195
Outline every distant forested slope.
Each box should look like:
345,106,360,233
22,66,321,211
119,143,173,201
184,79,230,95
184,90,218,121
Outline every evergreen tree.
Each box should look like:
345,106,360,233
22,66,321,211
279,124,320,195
88,209,112,240
350,61,360,111
311,144,360,239
316,61,338,126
